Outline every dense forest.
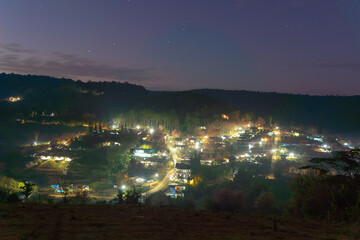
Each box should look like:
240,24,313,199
1,73,360,134
192,89,360,134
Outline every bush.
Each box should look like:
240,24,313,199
291,174,360,222
254,191,276,215
145,192,169,207
125,187,141,204
207,189,243,212
6,192,20,203
68,191,89,204
0,188,9,203
29,194,54,204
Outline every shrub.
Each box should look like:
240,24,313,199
291,174,360,222
207,189,243,212
125,187,141,204
6,192,20,203
254,191,276,215
0,188,9,203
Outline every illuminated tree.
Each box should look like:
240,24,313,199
20,180,35,201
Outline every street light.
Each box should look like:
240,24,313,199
121,185,126,190
149,128,154,134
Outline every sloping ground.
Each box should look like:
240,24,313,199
0,203,357,240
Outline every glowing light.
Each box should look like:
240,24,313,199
149,128,154,134
136,178,145,183
136,125,140,129
221,114,229,120
121,185,126,190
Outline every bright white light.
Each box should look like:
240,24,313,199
276,126,279,130
289,152,295,158
121,185,126,190
136,125,140,129
344,143,348,146
271,149,276,153
238,127,242,130
136,178,145,183
249,144,253,149
322,144,328,148
155,173,159,178
149,128,154,134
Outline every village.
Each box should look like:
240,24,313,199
17,116,357,201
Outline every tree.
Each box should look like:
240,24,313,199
254,191,276,214
301,149,360,176
125,187,142,204
117,189,124,204
20,180,35,201
190,153,202,176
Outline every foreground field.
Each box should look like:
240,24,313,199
0,203,357,240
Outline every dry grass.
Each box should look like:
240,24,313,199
0,203,357,240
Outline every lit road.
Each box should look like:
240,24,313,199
143,168,175,195
143,139,179,196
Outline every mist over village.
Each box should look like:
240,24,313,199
1,1,360,239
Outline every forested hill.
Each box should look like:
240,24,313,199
191,89,360,133
0,73,235,124
1,73,360,133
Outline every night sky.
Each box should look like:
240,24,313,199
0,0,360,95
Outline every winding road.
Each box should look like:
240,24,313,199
143,168,176,196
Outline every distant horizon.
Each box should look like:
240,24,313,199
1,71,358,97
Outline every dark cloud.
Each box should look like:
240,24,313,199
0,44,157,82
0,43,37,54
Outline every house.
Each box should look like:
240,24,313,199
175,163,191,182
133,148,157,158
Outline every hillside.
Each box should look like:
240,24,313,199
0,203,356,240
1,73,360,134
0,73,234,122
191,89,360,134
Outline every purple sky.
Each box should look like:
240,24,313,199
0,0,360,95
